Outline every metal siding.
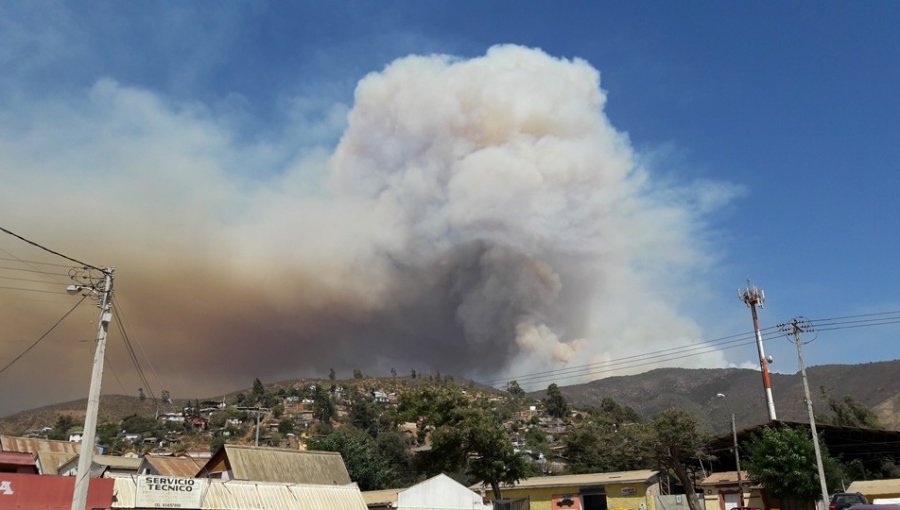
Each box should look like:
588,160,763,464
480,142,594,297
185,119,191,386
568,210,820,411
226,445,351,485
0,435,88,455
0,472,114,509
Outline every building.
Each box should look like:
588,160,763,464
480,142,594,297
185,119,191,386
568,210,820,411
34,450,77,475
58,454,142,478
847,479,900,504
0,434,89,455
110,476,368,509
138,455,205,477
196,444,352,484
0,472,113,509
363,473,492,510
699,471,764,510
0,451,38,473
474,470,661,510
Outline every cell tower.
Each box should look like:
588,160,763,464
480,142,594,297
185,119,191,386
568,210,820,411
739,280,777,421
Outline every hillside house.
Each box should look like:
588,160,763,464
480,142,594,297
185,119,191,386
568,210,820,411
196,444,352,485
475,469,661,510
138,455,204,477
58,454,142,478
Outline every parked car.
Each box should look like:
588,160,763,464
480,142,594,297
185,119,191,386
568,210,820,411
830,492,868,510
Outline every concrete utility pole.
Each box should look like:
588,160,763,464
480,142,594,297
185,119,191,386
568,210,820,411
739,281,777,421
731,413,745,501
782,318,829,510
69,268,114,510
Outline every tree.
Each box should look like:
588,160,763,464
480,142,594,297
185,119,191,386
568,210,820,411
313,386,335,424
565,421,650,474
646,408,709,510
307,427,396,490
410,369,416,379
252,378,266,401
743,425,844,501
353,368,364,379
390,368,397,378
507,380,526,398
349,392,378,436
543,383,567,418
50,414,76,440
272,403,285,419
425,405,530,499
278,418,294,434
818,390,882,429
329,368,336,381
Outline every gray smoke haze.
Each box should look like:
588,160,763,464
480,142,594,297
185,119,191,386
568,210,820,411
0,45,737,415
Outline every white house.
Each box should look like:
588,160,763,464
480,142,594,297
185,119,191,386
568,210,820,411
363,473,491,510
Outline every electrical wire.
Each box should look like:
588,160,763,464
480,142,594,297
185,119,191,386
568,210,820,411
0,265,70,277
111,303,157,403
0,294,88,375
484,313,900,389
112,295,164,394
0,225,105,273
0,256,72,268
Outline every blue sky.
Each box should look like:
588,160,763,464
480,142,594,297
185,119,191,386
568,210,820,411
1,2,899,411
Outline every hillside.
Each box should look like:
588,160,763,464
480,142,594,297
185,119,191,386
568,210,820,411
548,359,900,433
3,360,898,436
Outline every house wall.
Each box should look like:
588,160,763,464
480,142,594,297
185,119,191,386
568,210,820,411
488,482,656,510
398,476,490,510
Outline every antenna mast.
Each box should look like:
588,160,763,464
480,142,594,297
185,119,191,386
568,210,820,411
739,280,777,421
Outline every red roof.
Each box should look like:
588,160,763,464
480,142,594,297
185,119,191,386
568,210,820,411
0,473,113,509
0,451,36,466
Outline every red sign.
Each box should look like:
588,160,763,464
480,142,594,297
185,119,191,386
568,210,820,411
0,472,114,509
553,493,583,510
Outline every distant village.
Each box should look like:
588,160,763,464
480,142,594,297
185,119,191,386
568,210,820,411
3,374,900,510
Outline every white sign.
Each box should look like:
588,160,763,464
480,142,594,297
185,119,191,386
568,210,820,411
0,480,13,496
135,475,207,509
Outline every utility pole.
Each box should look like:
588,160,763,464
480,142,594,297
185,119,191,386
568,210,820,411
69,267,114,510
731,413,745,501
781,318,829,510
739,281,777,421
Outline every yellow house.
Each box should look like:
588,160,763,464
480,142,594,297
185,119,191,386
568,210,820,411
847,479,900,504
700,471,766,510
474,469,660,510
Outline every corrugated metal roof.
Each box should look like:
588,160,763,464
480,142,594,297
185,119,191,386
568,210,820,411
201,445,352,485
473,469,659,490
700,471,750,486
0,434,90,454
111,478,368,509
361,488,400,505
849,479,900,495
35,450,77,475
142,455,204,477
0,451,37,466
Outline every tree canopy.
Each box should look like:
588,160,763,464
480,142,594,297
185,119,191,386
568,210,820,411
743,425,844,501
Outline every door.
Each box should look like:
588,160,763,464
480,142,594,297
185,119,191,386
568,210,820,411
723,492,742,510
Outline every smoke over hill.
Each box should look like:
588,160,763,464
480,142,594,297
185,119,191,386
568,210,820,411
0,45,735,414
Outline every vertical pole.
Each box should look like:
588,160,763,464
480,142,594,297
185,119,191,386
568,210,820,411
732,413,744,502
255,411,261,447
791,320,829,510
740,283,777,421
71,269,114,510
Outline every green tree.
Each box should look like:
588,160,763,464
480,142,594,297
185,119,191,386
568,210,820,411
818,390,882,429
252,378,266,401
329,368,336,381
353,368,364,379
646,408,709,510
410,369,416,379
278,418,294,435
743,426,844,501
313,386,335,424
307,427,396,490
272,403,285,419
50,414,76,440
424,405,529,499
565,421,650,474
507,380,526,399
349,392,378,436
543,383,568,418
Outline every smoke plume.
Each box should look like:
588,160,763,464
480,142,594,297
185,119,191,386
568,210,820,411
0,45,732,415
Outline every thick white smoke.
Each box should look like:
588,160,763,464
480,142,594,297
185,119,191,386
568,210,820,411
0,45,733,414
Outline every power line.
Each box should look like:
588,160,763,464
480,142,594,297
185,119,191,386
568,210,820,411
0,265,70,277
0,275,70,285
0,285,68,295
0,225,105,273
484,313,900,389
0,294,88,375
111,303,157,403
0,256,73,268
112,296,164,395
